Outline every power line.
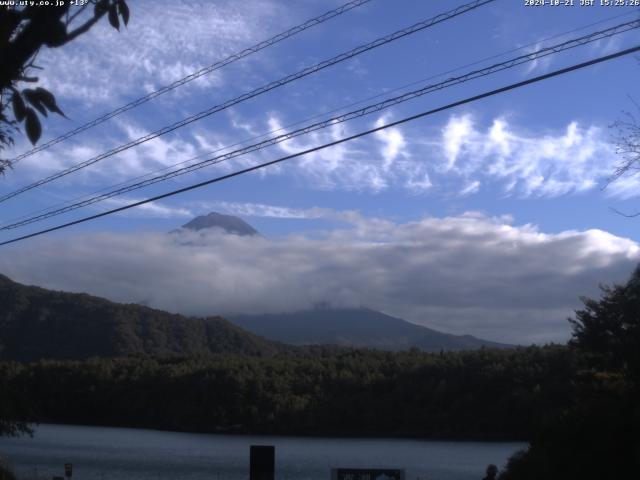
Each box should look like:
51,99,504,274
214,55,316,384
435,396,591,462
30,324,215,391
1,44,637,247
4,8,634,230
2,18,637,231
9,0,373,164
0,0,497,205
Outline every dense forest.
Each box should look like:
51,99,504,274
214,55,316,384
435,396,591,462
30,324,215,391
0,345,573,439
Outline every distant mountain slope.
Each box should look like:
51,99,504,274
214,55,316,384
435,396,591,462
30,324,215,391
175,212,259,236
0,274,279,361
230,308,512,351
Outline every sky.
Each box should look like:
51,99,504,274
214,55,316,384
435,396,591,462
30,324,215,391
1,0,640,344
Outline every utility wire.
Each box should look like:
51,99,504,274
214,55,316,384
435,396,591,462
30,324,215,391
2,19,637,231
9,0,373,164
4,7,634,229
0,0,496,205
1,44,638,247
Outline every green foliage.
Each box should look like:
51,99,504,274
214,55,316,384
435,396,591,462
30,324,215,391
499,266,640,480
570,265,640,383
0,345,574,439
23,107,41,145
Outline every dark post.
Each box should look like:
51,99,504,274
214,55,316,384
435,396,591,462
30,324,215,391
250,445,275,480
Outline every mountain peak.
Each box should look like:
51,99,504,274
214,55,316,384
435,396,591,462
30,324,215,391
178,212,259,236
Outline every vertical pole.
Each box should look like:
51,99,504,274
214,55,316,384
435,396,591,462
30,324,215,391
250,445,275,480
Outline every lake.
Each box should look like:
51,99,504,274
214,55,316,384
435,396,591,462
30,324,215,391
0,424,525,480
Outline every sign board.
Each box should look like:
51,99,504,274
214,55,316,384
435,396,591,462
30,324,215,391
331,468,405,480
64,463,72,478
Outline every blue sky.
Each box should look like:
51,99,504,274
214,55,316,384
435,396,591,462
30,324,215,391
1,0,639,343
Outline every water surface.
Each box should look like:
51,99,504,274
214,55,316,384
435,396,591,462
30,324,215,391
0,424,525,480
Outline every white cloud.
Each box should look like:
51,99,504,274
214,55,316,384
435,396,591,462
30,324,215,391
266,114,431,193
200,201,331,219
101,197,194,219
436,114,638,198
34,0,284,107
442,114,475,171
267,115,385,191
459,180,481,196
7,97,634,204
13,118,212,189
6,0,636,207
1,212,638,344
590,33,624,57
374,114,408,169
522,42,553,75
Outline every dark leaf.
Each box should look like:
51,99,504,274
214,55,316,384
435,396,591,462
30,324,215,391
25,109,42,145
12,93,26,122
32,88,66,118
94,0,109,16
22,89,48,117
43,19,68,47
118,0,130,26
108,4,120,30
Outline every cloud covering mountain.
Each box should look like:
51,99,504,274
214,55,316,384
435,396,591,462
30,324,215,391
0,211,637,344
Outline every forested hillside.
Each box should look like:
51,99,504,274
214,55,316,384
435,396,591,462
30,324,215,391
0,274,279,361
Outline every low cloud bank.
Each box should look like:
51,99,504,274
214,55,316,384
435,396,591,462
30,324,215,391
1,213,637,344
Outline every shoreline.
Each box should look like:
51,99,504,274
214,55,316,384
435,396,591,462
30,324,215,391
17,421,528,444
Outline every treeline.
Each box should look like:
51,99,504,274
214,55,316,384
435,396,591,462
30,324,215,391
0,345,574,440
